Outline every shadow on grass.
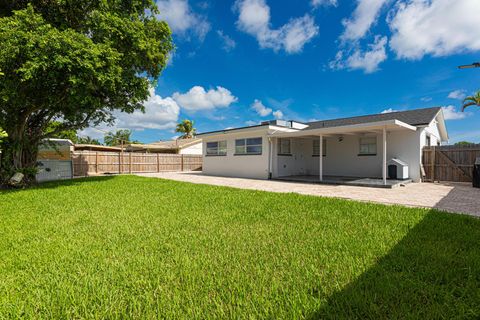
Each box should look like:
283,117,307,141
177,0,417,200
310,210,480,319
0,175,117,194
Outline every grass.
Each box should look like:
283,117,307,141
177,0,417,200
0,175,479,319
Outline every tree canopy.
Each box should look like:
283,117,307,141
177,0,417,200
77,136,101,145
454,141,476,146
104,129,138,146
175,120,197,139
462,91,480,111
0,1,173,184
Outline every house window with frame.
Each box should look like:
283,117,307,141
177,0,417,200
206,141,227,156
313,139,327,156
359,137,377,155
235,137,262,155
277,138,291,155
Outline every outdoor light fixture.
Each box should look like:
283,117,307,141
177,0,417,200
458,62,480,69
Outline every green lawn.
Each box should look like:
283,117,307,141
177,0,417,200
0,175,479,319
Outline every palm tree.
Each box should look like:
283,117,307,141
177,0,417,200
175,120,196,139
462,91,480,111
104,129,133,146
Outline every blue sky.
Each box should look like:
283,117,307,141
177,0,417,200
85,0,480,143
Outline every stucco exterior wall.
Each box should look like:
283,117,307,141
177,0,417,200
202,130,271,179
420,120,442,148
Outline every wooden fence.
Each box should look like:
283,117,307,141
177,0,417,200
422,145,480,182
72,151,202,177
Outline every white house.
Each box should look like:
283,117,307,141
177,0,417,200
197,107,448,187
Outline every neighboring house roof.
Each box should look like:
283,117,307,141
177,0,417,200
126,138,202,152
306,107,441,130
75,144,124,152
42,138,74,146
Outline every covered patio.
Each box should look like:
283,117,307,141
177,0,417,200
268,119,419,187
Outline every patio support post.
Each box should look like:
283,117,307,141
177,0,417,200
382,126,387,185
319,134,323,182
268,137,273,179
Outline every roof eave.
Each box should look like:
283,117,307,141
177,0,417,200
269,119,416,138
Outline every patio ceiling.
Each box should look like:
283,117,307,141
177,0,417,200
268,119,416,138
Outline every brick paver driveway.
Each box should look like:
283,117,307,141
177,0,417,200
137,172,480,217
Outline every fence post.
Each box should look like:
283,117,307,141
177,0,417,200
432,146,435,182
119,152,122,174
181,154,184,171
129,152,132,173
157,153,160,172
95,152,99,174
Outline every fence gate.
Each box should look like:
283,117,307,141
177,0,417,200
422,145,480,182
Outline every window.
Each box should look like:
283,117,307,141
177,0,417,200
206,141,227,156
235,137,262,155
313,139,327,156
359,137,377,155
278,138,291,155
426,135,431,147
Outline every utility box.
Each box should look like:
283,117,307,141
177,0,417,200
387,158,409,180
473,157,480,188
36,160,73,182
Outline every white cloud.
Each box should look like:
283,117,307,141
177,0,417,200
388,0,480,59
217,30,236,52
156,0,210,41
273,110,284,119
78,127,106,140
381,108,399,113
332,35,388,73
235,0,319,54
442,105,467,120
251,99,284,118
78,88,180,139
173,86,238,111
448,90,467,100
346,36,388,73
311,0,338,8
245,120,258,126
251,99,272,116
115,87,180,130
341,0,388,42
421,96,432,102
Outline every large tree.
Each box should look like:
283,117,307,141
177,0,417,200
0,1,173,184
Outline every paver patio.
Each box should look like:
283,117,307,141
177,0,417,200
137,171,480,217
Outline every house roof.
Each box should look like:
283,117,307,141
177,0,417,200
198,107,443,137
306,107,441,130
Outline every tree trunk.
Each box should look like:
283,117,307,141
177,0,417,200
0,129,39,186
